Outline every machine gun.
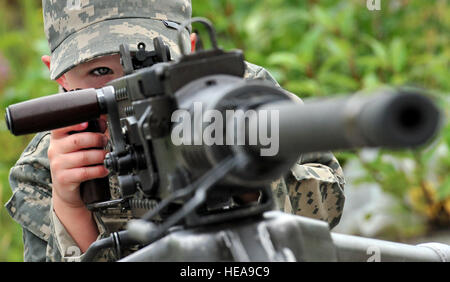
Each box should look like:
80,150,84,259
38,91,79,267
5,18,449,262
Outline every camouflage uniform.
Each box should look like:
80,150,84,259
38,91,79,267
5,0,345,262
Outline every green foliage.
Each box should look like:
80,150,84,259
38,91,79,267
196,0,450,238
0,0,449,260
194,0,449,96
0,0,57,262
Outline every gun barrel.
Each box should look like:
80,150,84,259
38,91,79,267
5,88,104,135
252,90,441,160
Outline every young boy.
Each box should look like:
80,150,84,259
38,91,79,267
6,0,345,262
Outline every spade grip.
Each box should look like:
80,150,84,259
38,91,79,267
76,120,111,206
5,88,103,136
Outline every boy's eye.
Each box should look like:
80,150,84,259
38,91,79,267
90,67,113,76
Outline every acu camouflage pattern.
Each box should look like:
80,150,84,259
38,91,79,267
6,63,345,262
244,62,346,227
43,0,192,80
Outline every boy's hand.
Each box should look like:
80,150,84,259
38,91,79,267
48,121,109,209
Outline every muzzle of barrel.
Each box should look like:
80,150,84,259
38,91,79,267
250,90,441,160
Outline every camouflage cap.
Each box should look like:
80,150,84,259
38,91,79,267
43,0,192,80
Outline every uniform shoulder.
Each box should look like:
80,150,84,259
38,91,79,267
15,131,51,167
244,61,280,87
244,61,303,104
9,131,52,194
6,132,53,243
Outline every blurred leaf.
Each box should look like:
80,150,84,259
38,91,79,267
318,72,359,91
389,38,408,73
267,52,302,70
362,72,381,90
364,36,389,68
437,176,450,201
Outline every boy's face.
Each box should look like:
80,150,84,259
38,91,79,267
42,34,197,90
42,54,125,90
41,53,126,133
64,54,125,90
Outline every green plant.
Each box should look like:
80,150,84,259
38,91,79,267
0,0,57,261
193,0,450,237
